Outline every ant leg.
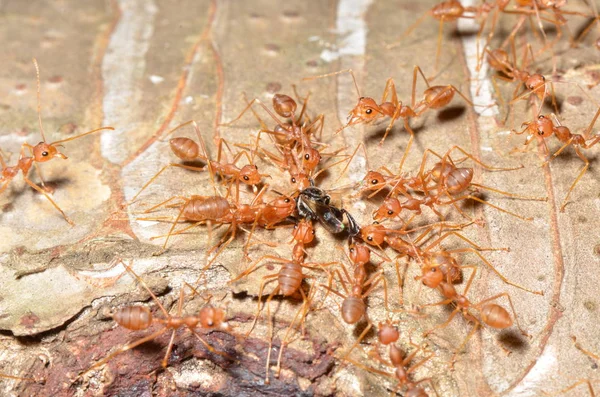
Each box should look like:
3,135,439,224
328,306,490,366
422,307,459,337
116,258,171,316
129,164,206,204
248,277,278,340
542,379,597,397
412,65,432,109
424,231,509,253
275,288,312,379
161,330,178,368
445,145,523,171
572,335,600,361
263,285,281,385
448,248,543,295
441,194,534,221
302,69,361,98
470,182,547,201
560,148,590,212
24,177,74,226
434,16,446,73
386,9,431,50
341,322,373,361
81,327,169,377
398,119,415,172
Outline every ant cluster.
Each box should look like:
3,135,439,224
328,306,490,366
2,1,600,395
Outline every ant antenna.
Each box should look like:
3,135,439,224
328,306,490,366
32,58,47,143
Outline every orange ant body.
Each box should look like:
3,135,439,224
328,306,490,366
422,266,527,365
516,110,600,211
230,219,335,384
142,187,296,255
304,68,477,171
80,258,231,378
348,343,435,397
130,121,266,203
1,59,113,225
360,223,542,295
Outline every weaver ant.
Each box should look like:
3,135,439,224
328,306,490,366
130,121,267,204
360,222,543,295
347,343,436,397
515,109,600,211
140,185,295,257
1,59,113,225
421,265,528,366
303,68,477,171
229,226,334,384
78,257,232,380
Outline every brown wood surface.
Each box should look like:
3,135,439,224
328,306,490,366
0,0,599,396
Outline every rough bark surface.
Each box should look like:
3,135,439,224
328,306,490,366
0,1,599,396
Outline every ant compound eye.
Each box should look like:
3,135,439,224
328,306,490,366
367,236,373,242
350,248,355,253
291,177,297,183
365,109,372,115
311,230,315,234
371,179,378,185
243,175,250,181
538,115,545,120
304,154,310,160
284,198,290,203
42,151,49,157
388,210,394,215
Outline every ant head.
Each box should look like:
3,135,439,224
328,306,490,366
272,94,297,118
198,306,230,331
534,115,554,138
377,321,399,345
348,97,380,124
32,142,67,162
362,171,385,189
373,197,401,221
269,194,296,213
239,164,261,185
526,74,545,90
348,242,370,265
419,264,444,289
293,218,315,244
301,147,321,171
360,224,386,246
291,172,310,190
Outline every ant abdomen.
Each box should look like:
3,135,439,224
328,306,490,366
278,262,303,296
444,167,473,195
113,306,153,331
431,0,464,21
272,94,297,118
170,137,200,160
182,196,231,221
341,296,366,324
480,304,513,329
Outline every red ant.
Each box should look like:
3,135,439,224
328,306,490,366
78,257,231,379
1,59,113,225
347,343,437,397
140,186,296,257
421,265,528,366
221,92,325,151
515,109,600,211
360,222,543,295
303,68,478,171
229,220,335,384
130,121,267,204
